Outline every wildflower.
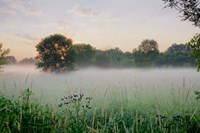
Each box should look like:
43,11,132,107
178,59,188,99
73,94,78,97
80,93,84,97
68,95,73,99
58,103,62,107
86,97,92,100
64,102,70,105
156,114,167,119
173,114,182,121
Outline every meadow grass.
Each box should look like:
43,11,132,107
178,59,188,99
0,68,200,132
0,83,200,133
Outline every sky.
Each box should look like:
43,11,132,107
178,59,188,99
0,0,199,61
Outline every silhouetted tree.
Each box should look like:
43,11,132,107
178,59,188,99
163,0,200,27
133,39,159,66
35,34,76,72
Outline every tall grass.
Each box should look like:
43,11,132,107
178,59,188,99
0,68,200,132
0,84,200,132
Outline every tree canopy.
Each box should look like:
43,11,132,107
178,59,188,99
163,0,200,27
165,43,192,54
35,34,75,72
133,39,159,66
188,33,200,70
34,34,196,70
72,44,96,67
156,43,195,67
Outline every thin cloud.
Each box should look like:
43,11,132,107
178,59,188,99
19,0,42,15
0,0,42,16
106,15,121,21
68,5,121,22
15,33,39,44
32,21,71,32
69,5,101,17
31,21,75,38
57,21,71,31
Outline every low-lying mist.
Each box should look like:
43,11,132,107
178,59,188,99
1,65,200,104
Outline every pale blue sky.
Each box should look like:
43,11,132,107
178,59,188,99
0,0,199,60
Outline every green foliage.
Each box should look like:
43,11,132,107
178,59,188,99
194,91,200,100
94,50,112,67
156,43,195,67
59,93,92,132
0,89,200,132
105,48,124,67
0,89,60,132
0,43,10,70
133,39,160,67
188,33,200,71
69,47,134,68
34,35,196,69
35,34,75,72
94,48,126,68
163,0,200,27
166,43,192,54
120,52,134,67
72,44,96,67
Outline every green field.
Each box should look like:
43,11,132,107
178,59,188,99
0,66,200,132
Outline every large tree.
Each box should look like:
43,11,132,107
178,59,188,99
0,43,10,69
35,34,76,72
163,0,200,27
133,39,159,66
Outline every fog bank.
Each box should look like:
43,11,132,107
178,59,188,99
0,65,200,103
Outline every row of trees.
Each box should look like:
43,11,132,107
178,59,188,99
0,34,198,73
0,44,36,69
34,34,196,72
6,56,36,64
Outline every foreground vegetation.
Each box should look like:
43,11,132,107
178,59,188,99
0,88,199,133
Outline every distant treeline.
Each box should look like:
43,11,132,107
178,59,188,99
6,42,196,68
72,42,195,68
6,57,36,65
